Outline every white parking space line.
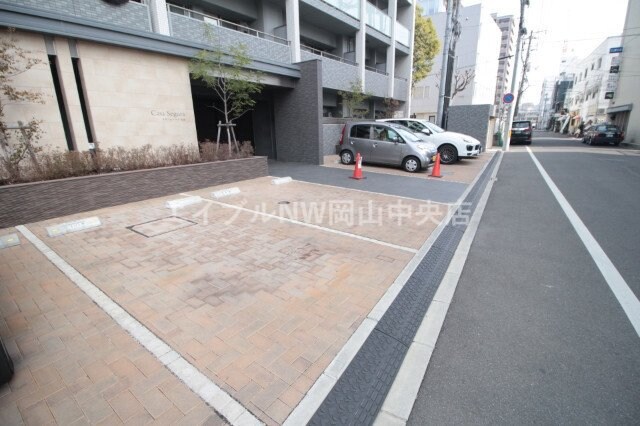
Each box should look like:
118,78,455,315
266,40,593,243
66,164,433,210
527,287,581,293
284,152,499,426
15,225,263,426
204,198,419,254
526,146,640,338
287,179,455,206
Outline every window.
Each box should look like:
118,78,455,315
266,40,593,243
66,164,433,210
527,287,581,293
351,125,370,139
373,125,400,142
585,68,588,78
598,57,602,69
406,121,425,132
591,63,594,70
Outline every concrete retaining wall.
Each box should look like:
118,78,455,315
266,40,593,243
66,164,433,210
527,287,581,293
0,157,267,228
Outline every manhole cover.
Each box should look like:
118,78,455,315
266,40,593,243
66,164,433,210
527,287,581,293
128,216,196,238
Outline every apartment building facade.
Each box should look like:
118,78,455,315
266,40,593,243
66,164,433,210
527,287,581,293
491,14,515,107
0,0,415,164
411,2,500,121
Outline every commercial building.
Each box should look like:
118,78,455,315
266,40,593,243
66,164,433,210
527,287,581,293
564,36,622,131
0,0,416,164
411,2,500,121
607,0,639,146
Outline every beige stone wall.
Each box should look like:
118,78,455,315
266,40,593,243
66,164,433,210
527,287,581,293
77,41,198,149
0,30,69,152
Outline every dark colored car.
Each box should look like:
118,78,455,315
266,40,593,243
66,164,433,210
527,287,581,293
510,120,532,144
582,124,625,146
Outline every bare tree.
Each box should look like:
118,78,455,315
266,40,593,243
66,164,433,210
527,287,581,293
435,67,475,100
451,68,475,99
0,28,45,183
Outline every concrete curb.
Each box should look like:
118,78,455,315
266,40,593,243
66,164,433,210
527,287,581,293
375,151,504,424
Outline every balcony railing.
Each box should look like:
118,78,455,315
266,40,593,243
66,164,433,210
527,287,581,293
395,22,410,47
365,65,388,76
167,5,292,65
319,0,361,20
301,45,357,66
167,4,289,46
366,3,391,36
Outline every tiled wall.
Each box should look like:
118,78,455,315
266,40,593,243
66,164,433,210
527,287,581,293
0,157,268,228
447,104,494,149
301,51,359,92
274,60,323,164
365,69,388,98
10,0,152,32
168,13,291,65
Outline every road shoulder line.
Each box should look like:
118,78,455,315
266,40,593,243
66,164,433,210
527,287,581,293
525,146,640,337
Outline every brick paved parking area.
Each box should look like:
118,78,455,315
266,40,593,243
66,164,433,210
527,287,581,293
0,169,482,425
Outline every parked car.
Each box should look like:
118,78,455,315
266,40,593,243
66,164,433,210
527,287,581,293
376,118,481,164
510,120,532,144
337,121,437,173
582,124,624,146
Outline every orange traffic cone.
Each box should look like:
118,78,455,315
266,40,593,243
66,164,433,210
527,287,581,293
430,153,442,178
350,153,366,180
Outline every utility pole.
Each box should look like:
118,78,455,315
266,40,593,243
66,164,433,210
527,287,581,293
436,0,453,127
502,0,529,151
514,30,534,118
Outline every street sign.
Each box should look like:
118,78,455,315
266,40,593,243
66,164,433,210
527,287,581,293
503,93,514,104
610,65,620,74
605,92,615,99
609,46,623,53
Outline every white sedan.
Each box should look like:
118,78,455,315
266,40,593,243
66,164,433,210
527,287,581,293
377,118,482,164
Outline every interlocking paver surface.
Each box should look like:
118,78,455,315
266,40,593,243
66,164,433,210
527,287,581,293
0,167,488,425
189,178,449,250
14,179,418,424
323,152,493,184
0,229,224,425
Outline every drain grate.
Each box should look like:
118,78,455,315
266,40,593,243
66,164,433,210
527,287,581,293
127,216,197,238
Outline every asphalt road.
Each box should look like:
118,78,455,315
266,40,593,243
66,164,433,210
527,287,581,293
408,132,640,424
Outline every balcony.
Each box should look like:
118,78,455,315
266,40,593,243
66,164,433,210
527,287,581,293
394,77,408,101
366,3,391,37
300,46,359,92
365,68,389,98
317,0,361,20
167,5,291,65
10,0,151,32
395,22,410,47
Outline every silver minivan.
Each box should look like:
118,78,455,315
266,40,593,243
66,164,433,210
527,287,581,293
337,121,437,172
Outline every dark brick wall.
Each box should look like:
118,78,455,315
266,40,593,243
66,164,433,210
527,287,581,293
273,60,323,165
447,104,495,149
0,157,267,229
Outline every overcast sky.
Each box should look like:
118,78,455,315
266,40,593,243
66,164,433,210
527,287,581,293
466,0,629,104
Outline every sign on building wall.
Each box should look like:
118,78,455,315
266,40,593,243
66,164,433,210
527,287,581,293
609,46,623,53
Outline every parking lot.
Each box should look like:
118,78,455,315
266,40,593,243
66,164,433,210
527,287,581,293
0,153,494,425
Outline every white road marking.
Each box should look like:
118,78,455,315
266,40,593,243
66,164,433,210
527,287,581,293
526,146,640,337
15,225,263,426
205,199,418,254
